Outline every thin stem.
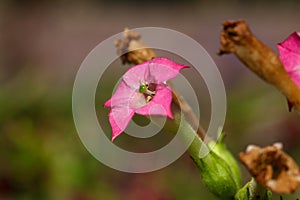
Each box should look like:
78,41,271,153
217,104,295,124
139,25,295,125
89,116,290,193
162,102,207,159
168,81,206,140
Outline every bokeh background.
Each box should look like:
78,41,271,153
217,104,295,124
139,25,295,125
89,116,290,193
1,0,300,199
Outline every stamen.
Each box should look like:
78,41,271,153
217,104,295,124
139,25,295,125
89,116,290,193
145,89,156,95
146,96,152,103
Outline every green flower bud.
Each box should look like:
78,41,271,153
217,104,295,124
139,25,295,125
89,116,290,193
191,149,240,199
235,178,272,200
163,115,242,199
207,135,242,190
190,133,242,199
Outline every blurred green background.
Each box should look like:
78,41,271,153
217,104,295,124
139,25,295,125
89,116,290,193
1,0,300,199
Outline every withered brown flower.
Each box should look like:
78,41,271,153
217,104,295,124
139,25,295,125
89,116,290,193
115,28,156,65
218,20,300,111
239,143,300,194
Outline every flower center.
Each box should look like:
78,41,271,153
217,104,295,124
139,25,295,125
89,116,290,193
139,82,156,103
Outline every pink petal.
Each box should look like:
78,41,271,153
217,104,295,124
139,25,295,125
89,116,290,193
289,69,300,88
122,63,148,89
104,81,135,108
277,45,300,72
108,106,135,141
278,32,300,54
128,92,147,109
277,31,300,88
148,57,189,83
135,85,173,118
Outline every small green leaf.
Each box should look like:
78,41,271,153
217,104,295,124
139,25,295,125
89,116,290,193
235,178,272,200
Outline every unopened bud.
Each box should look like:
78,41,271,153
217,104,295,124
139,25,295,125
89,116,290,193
191,136,242,199
207,137,242,190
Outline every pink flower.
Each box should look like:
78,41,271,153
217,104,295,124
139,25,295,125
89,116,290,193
104,57,188,141
277,31,300,88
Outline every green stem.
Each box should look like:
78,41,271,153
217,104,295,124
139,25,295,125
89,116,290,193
158,102,241,199
161,102,208,159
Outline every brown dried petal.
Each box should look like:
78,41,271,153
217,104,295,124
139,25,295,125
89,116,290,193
115,28,156,65
219,20,252,54
239,143,300,194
